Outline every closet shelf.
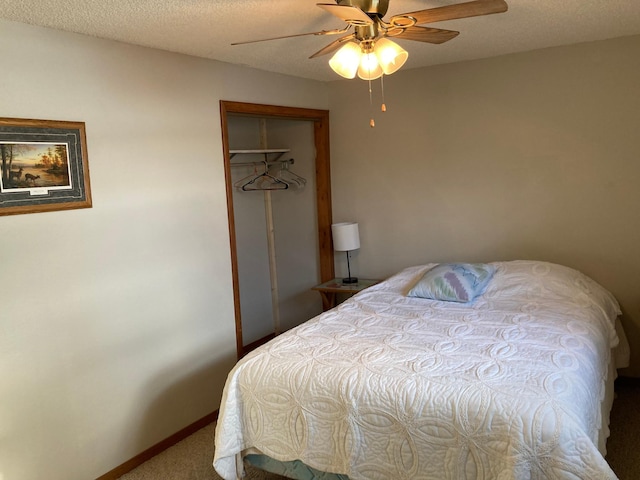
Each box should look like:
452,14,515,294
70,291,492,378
230,149,290,160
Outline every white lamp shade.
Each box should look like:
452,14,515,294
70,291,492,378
329,42,361,79
374,38,408,75
357,52,383,80
332,222,360,251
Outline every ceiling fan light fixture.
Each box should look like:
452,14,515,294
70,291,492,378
329,41,362,79
374,37,408,75
357,51,383,80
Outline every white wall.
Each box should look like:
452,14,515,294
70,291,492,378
0,19,328,480
328,35,640,375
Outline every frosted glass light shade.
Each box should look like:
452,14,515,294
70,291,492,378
329,42,361,79
332,222,360,251
357,52,383,80
374,38,408,75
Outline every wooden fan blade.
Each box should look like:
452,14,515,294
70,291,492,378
309,34,356,58
317,4,373,25
388,26,459,44
232,27,348,46
391,0,508,26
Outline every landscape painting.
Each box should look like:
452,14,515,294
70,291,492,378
0,118,92,216
0,142,72,193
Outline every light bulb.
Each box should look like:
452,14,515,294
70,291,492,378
357,52,383,80
374,38,408,75
329,42,361,79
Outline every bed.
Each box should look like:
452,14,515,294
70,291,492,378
213,260,630,480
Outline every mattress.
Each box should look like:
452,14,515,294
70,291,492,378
214,260,626,480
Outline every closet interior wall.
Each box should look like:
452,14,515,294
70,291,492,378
228,115,322,347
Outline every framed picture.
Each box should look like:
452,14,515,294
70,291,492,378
0,117,92,216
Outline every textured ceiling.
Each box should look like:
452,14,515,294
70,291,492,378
1,0,640,82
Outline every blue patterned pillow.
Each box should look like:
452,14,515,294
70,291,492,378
408,263,496,303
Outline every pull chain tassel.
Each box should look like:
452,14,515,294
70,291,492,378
381,75,387,112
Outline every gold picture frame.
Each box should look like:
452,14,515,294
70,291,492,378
0,117,92,216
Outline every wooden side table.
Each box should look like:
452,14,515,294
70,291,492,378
312,278,380,311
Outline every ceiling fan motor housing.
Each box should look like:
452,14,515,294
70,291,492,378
355,23,379,41
336,0,389,17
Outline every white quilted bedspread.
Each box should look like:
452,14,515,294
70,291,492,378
214,261,622,480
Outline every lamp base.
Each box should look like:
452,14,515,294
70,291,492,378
342,277,358,284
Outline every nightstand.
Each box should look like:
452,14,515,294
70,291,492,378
312,278,380,311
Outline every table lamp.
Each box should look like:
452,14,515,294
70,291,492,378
331,222,360,284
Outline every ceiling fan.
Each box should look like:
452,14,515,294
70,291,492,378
233,0,509,79
233,0,508,126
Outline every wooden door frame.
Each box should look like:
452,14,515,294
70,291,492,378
220,101,334,359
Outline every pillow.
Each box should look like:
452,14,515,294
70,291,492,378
407,263,496,303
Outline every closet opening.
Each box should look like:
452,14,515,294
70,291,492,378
220,101,334,359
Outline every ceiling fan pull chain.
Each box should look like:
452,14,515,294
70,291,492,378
380,75,387,112
368,77,375,128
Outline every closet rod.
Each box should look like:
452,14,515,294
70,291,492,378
230,158,295,168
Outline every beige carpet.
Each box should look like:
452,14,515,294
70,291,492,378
117,422,286,480
119,378,640,480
